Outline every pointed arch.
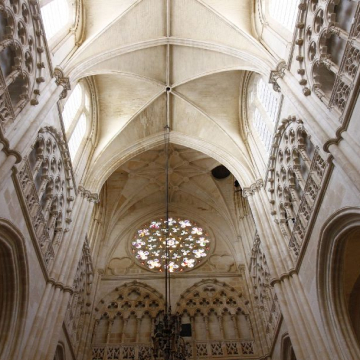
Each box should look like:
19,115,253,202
0,218,29,359
317,207,360,360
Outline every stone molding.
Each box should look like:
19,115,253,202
78,185,99,203
54,68,71,100
242,179,264,198
0,129,22,163
269,61,286,92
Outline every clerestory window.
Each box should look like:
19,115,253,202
62,84,82,131
61,82,91,162
248,75,280,158
41,0,70,41
68,113,86,160
268,0,299,32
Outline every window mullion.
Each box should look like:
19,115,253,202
66,110,82,140
254,98,275,134
250,121,269,160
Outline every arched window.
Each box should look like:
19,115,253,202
62,84,82,131
41,0,70,41
282,335,297,360
61,82,91,162
318,209,360,359
248,75,279,157
254,109,272,153
0,221,28,359
68,113,86,160
257,78,278,123
268,0,299,31
53,344,65,360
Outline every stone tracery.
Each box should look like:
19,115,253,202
0,1,358,360
91,282,165,360
267,116,328,259
294,0,360,116
131,217,211,273
249,234,281,351
65,237,94,354
176,280,256,358
0,0,48,126
17,126,75,268
90,280,256,360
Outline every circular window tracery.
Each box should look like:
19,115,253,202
131,217,211,272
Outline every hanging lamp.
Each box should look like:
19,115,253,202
148,122,190,360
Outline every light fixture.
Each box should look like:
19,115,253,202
148,125,190,360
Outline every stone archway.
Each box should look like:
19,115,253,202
317,208,360,360
0,218,28,359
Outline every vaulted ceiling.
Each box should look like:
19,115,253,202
65,0,270,264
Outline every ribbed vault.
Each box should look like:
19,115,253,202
62,0,275,192
64,0,266,271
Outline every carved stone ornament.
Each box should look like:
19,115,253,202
266,116,328,260
292,0,360,118
269,61,287,92
0,0,51,127
242,179,264,198
17,126,76,268
54,68,71,100
78,185,99,203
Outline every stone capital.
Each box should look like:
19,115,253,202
242,179,264,198
54,67,71,99
269,60,286,92
78,185,100,203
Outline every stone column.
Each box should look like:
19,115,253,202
243,180,331,360
22,187,98,360
107,319,115,344
218,315,225,339
232,314,241,339
136,317,141,343
78,272,101,360
190,316,196,359
43,189,98,360
204,315,210,340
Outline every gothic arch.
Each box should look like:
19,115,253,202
85,131,257,195
175,279,255,357
91,282,165,359
53,343,66,360
317,207,360,360
67,40,273,82
0,218,28,359
40,0,83,47
281,333,297,360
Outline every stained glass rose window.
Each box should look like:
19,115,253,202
131,217,211,272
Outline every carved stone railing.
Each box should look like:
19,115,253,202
92,340,255,360
193,340,255,358
92,344,150,360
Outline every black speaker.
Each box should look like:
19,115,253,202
180,323,192,337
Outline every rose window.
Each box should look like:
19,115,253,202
131,217,211,272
